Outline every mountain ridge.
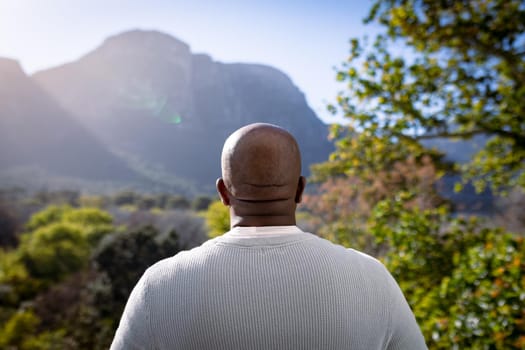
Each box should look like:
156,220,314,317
0,57,137,183
32,29,334,190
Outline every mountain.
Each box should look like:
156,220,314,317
33,30,333,191
0,58,137,183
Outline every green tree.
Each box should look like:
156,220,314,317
205,200,230,238
25,205,113,247
0,310,40,348
369,194,525,349
25,206,70,231
1,206,121,349
92,225,183,326
327,0,525,192
0,248,35,307
19,223,90,282
1,206,115,305
309,1,525,348
0,309,69,350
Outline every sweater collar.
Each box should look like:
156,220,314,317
228,225,303,237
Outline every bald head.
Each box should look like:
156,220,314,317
220,123,302,201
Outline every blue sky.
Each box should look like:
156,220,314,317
0,0,378,123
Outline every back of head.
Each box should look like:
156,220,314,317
217,123,305,226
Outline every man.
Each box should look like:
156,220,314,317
111,123,427,349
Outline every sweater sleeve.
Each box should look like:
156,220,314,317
110,272,154,350
383,267,428,350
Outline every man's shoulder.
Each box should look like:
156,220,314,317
345,246,383,266
144,237,221,277
308,233,385,266
144,232,388,281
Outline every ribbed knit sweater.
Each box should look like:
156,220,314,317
111,226,427,349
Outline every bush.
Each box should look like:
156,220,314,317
205,200,230,238
1,206,116,305
370,193,525,349
92,225,184,322
0,309,70,349
19,223,90,282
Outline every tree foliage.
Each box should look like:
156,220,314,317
369,194,525,349
25,205,113,244
327,0,525,192
0,197,210,348
205,200,230,238
73,223,192,349
0,205,117,346
305,156,445,250
0,206,116,309
0,309,69,350
17,206,114,283
19,223,90,282
93,225,180,301
307,1,525,348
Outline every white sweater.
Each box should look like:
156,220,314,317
111,226,427,349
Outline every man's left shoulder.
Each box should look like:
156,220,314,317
144,237,222,279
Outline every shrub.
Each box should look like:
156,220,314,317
205,200,230,238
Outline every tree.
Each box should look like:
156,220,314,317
0,309,69,349
305,155,445,251
205,200,230,238
1,206,115,306
0,248,35,307
328,0,525,192
369,194,525,349
92,225,183,323
25,206,113,248
19,223,90,282
309,1,525,348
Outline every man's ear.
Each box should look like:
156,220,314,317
295,176,306,203
216,178,231,206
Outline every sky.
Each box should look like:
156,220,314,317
0,0,379,123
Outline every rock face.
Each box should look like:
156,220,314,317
33,30,333,188
0,58,135,181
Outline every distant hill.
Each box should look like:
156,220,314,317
33,30,334,192
0,58,137,184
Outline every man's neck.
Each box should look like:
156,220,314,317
230,214,296,228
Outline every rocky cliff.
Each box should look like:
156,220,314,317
0,58,136,182
33,30,333,189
